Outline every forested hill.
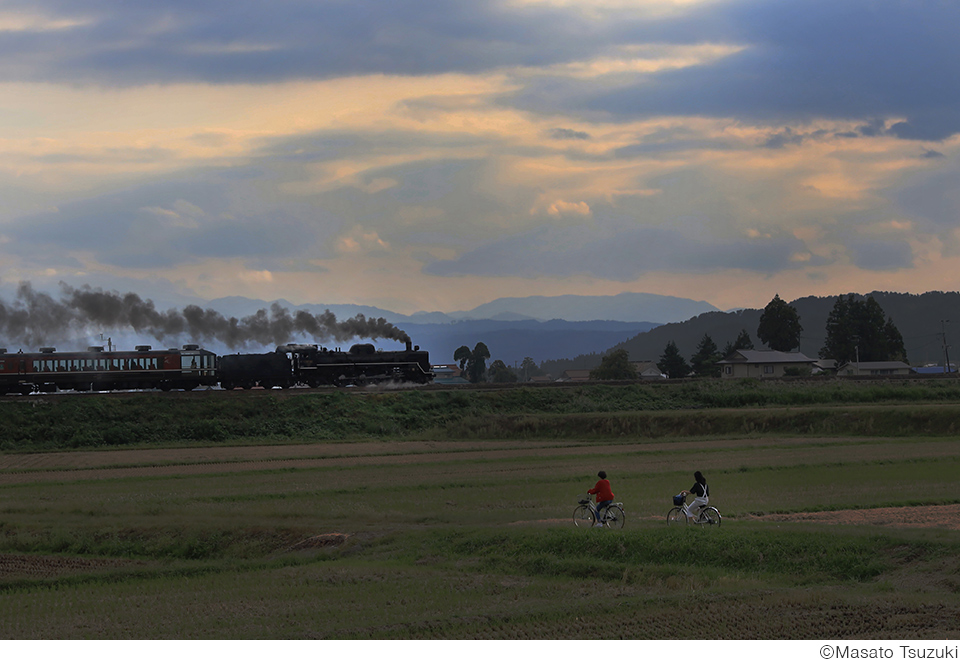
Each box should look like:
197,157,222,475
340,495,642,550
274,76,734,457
540,291,959,375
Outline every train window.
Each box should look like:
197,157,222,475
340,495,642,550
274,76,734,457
182,355,199,370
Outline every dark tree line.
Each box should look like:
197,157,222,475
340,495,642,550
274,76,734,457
456,293,908,383
819,294,906,363
653,293,906,379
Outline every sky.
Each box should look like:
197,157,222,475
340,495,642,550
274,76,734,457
2,0,960,316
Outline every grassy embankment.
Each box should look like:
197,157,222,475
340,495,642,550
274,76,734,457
1,379,959,638
3,377,960,451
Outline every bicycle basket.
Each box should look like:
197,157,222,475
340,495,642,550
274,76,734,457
579,499,590,505
673,494,685,506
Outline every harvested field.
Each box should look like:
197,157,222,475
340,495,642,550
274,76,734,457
0,553,146,580
3,414,960,638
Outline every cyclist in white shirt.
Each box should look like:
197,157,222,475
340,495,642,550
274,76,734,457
681,471,709,522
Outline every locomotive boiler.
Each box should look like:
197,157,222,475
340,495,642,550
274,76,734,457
219,340,435,389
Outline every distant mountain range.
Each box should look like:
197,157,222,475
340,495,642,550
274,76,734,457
205,292,716,365
208,291,719,325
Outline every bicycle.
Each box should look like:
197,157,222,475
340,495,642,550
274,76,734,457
666,493,721,527
574,497,625,529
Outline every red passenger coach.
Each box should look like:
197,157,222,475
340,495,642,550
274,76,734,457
0,344,218,394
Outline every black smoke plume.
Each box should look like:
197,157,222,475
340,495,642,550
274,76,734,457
0,282,410,349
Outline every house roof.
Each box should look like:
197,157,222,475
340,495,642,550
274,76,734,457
839,361,911,370
630,361,660,370
718,350,817,365
558,369,592,381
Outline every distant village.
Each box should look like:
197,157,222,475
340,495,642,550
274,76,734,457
432,349,956,385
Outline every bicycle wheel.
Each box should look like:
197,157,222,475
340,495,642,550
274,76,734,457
666,507,686,525
573,505,595,528
604,505,625,529
699,507,722,526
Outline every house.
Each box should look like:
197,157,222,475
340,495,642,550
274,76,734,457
528,375,555,383
630,361,666,379
717,349,817,379
431,364,470,385
836,361,912,376
813,359,837,375
557,369,592,382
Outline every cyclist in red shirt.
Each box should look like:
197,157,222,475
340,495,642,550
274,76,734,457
587,470,615,526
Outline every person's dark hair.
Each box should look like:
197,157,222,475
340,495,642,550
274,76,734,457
694,471,705,485
598,470,607,479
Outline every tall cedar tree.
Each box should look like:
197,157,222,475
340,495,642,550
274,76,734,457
590,348,637,380
723,329,755,357
454,342,491,383
757,294,803,352
658,340,691,379
819,295,907,363
690,333,722,377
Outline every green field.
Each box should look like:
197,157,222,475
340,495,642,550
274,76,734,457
1,380,960,638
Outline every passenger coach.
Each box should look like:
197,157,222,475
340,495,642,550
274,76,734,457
0,345,218,394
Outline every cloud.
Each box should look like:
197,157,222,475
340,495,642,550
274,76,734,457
893,161,960,231
506,0,960,140
546,200,591,217
424,219,815,280
0,0,639,85
4,170,338,269
6,0,958,141
846,238,914,271
549,128,591,140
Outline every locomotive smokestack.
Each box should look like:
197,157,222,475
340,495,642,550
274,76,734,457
406,340,412,352
0,281,412,350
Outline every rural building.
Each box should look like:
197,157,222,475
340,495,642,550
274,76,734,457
631,361,666,379
528,375,555,383
813,359,837,375
717,349,817,379
836,361,912,376
431,364,470,385
557,369,592,382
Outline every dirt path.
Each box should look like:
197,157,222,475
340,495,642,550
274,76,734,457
746,504,960,530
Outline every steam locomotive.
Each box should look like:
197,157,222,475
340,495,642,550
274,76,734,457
0,341,434,395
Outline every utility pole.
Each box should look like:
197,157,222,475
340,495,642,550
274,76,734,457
942,320,951,374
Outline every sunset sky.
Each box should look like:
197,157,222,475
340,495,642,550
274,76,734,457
2,0,959,315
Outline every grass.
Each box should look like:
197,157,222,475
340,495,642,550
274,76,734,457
2,380,960,637
3,378,960,451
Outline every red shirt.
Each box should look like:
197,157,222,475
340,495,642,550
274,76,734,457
588,479,614,503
